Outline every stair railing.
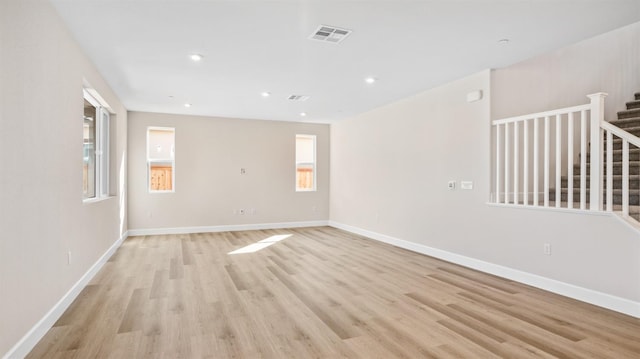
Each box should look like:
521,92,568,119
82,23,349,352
492,93,607,211
600,121,640,217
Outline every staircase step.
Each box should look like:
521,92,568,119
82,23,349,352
575,162,640,175
585,148,640,161
549,188,640,205
606,137,640,150
562,175,640,189
617,108,640,119
607,117,640,129
627,100,640,110
606,125,640,137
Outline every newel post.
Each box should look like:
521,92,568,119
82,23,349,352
587,92,607,211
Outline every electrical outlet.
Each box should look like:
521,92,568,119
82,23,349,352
239,209,245,215
67,251,72,265
543,243,551,256
448,181,456,190
240,168,246,175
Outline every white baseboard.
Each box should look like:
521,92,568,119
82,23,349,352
3,231,129,359
127,220,330,236
328,221,640,318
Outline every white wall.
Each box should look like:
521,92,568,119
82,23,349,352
492,21,640,122
128,112,329,231
0,0,127,356
330,69,640,310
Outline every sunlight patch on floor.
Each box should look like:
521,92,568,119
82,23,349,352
228,234,292,255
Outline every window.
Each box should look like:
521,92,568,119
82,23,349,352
83,89,110,200
147,127,175,192
296,134,316,191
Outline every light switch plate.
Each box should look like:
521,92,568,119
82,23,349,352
461,181,473,190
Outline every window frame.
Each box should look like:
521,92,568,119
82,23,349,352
295,134,317,192
83,89,110,202
147,126,176,193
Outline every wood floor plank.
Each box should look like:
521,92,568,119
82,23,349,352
27,226,640,358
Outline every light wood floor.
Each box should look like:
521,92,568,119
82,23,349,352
28,227,640,358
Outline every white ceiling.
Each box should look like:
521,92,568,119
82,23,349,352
50,0,640,123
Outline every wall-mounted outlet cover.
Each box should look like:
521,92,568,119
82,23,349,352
461,181,473,190
448,181,456,190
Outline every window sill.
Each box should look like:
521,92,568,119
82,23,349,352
83,196,114,205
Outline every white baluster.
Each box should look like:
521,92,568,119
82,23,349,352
505,123,510,204
524,119,529,205
580,110,587,210
556,114,561,208
606,130,613,212
496,125,501,203
567,112,574,208
534,118,539,206
623,139,629,217
544,116,550,207
514,121,519,205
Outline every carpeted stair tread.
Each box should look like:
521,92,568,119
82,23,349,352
565,174,640,180
607,117,640,128
584,149,640,161
549,189,640,205
604,137,640,149
617,108,640,119
627,100,640,110
562,175,640,189
550,188,640,195
605,125,640,137
575,161,640,173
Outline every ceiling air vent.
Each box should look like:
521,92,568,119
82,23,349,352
288,95,310,101
309,25,352,43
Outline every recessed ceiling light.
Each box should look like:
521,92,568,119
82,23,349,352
190,54,203,61
261,92,271,97
365,77,377,84
184,103,192,108
300,112,307,117
498,39,510,44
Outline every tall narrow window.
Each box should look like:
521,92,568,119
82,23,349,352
147,127,175,192
83,89,110,201
296,134,316,191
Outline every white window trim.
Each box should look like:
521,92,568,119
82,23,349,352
83,89,111,203
296,134,317,192
147,126,176,193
